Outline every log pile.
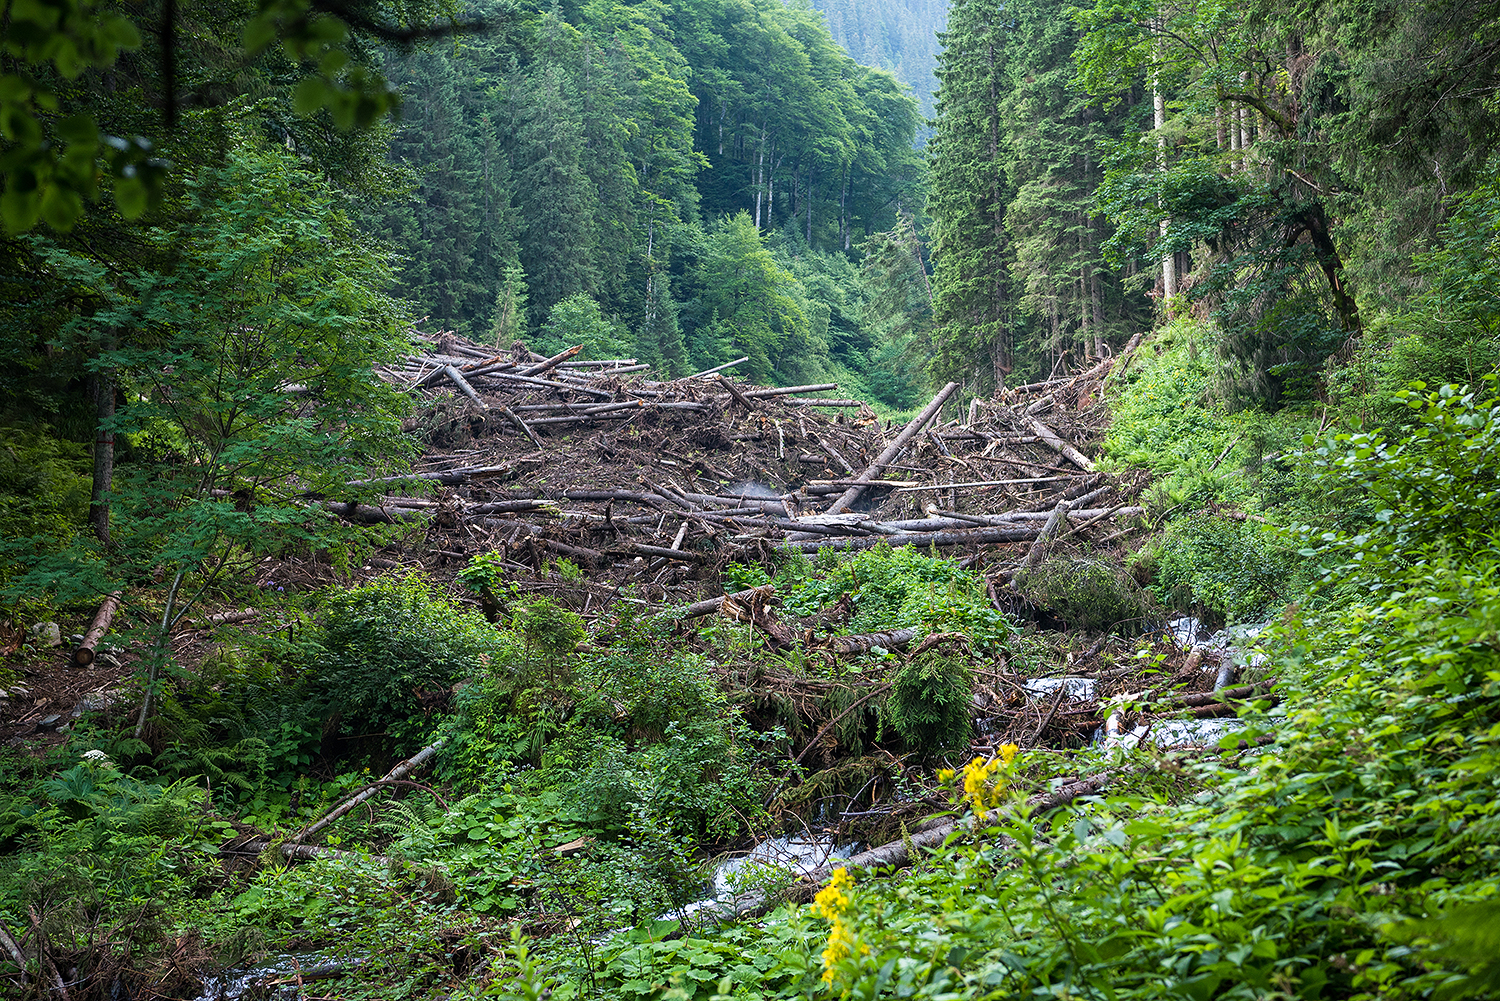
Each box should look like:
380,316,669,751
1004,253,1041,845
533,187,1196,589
353,329,1147,604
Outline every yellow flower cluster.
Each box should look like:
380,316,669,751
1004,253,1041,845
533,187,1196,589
960,743,1018,820
812,866,853,920
813,867,866,984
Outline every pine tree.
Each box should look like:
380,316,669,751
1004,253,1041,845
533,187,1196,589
927,0,1016,394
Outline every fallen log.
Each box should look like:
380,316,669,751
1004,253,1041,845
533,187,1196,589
541,538,606,565
467,499,559,514
496,402,543,448
73,591,123,666
487,371,613,398
289,738,447,846
1025,417,1095,472
629,543,708,563
827,382,960,515
442,365,488,409
893,476,1064,492
1011,499,1072,581
563,489,668,507
822,627,920,655
780,525,1040,553
676,585,775,619
699,771,1118,923
743,382,838,399
518,344,582,377
348,465,513,486
559,358,637,369
718,375,760,410
325,501,428,524
690,356,750,379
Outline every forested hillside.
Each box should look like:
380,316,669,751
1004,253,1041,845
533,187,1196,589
3,0,1500,998
811,0,946,122
365,0,926,394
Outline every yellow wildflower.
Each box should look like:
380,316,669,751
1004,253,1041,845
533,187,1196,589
960,747,1019,820
813,867,868,984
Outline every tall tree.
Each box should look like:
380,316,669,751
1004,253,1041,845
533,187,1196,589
927,0,1016,394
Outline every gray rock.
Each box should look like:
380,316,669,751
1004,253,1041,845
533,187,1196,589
29,621,62,648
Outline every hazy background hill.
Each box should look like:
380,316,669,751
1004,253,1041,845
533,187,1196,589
811,0,946,127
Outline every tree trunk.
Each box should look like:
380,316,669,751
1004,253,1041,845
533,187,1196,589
89,368,115,544
289,738,448,846
826,383,960,514
73,591,123,667
1154,67,1176,306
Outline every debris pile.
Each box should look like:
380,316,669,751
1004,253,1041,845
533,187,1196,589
360,330,1150,605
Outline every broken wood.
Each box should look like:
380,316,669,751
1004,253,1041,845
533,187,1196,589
629,543,707,563
518,344,582,377
1025,416,1095,472
289,738,447,846
718,375,759,410
677,585,775,620
827,382,960,515
496,402,543,447
442,365,488,409
1012,499,1072,582
789,682,894,767
690,356,750,379
73,590,122,667
821,627,920,655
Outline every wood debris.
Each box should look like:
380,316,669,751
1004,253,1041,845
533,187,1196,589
354,328,1146,607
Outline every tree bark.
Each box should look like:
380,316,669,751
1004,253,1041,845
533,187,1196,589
73,591,123,666
289,738,447,846
89,367,116,544
827,383,960,515
1024,417,1096,472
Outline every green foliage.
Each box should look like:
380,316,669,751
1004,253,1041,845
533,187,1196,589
0,422,90,550
1146,512,1299,624
1330,169,1500,429
730,544,1015,652
1019,553,1154,631
1103,320,1315,518
536,377,1500,1001
308,577,513,750
1298,379,1500,591
886,645,973,755
539,292,631,359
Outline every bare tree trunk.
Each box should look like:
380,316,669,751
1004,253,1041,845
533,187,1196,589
89,367,115,544
1154,65,1176,307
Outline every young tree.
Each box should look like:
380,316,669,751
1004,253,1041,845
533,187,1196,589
4,135,415,739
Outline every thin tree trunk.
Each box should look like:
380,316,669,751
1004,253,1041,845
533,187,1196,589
1154,63,1176,306
806,165,814,244
89,367,116,544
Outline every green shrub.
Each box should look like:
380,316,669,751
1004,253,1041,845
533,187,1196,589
885,643,973,756
1147,512,1299,624
728,544,1014,652
306,577,514,751
1018,555,1156,632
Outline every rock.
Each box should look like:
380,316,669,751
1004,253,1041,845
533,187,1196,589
35,714,64,732
29,621,62,648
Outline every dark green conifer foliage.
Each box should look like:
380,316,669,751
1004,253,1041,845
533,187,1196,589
927,0,1017,394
